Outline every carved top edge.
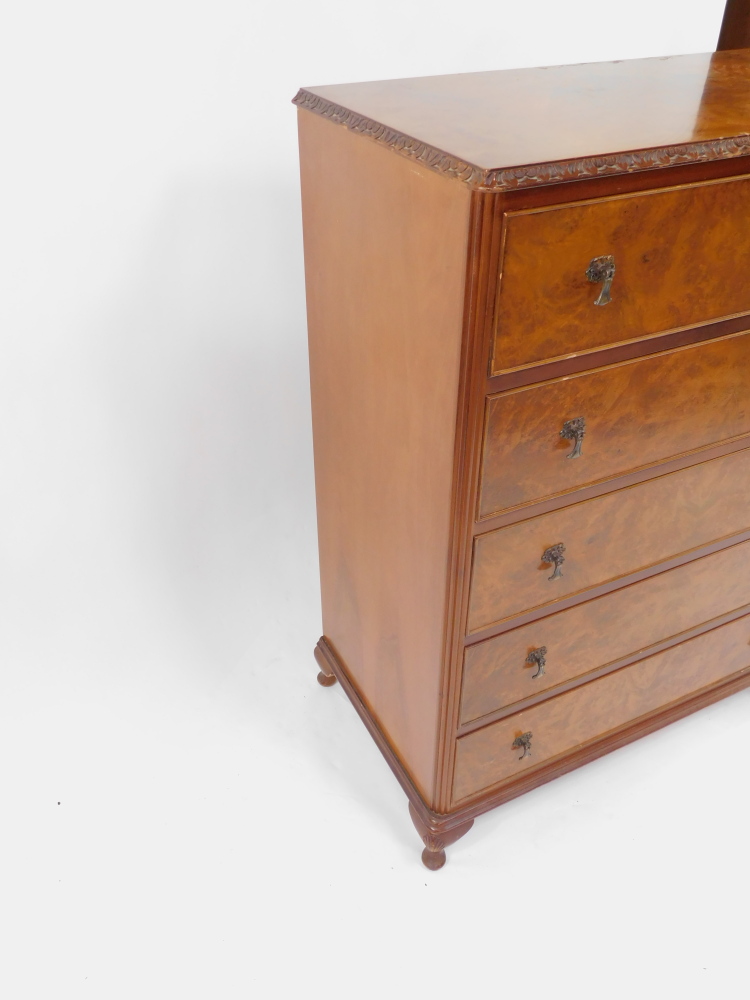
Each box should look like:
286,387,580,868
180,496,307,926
293,89,486,186
293,88,750,191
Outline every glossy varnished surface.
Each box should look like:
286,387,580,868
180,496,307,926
299,111,471,800
480,331,750,517
491,176,750,372
454,612,750,802
468,447,750,632
298,34,750,856
298,51,750,183
461,539,750,724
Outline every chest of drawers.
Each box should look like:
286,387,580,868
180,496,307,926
295,48,750,868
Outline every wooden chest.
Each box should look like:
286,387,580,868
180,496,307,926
295,49,750,868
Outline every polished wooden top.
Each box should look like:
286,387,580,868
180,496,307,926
294,50,750,190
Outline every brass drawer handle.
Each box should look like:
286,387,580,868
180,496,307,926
513,732,532,760
560,416,585,459
541,543,565,581
525,646,547,679
586,254,615,305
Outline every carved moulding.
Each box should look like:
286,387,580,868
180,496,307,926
292,89,485,185
293,89,750,191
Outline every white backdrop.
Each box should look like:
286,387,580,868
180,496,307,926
1,1,745,996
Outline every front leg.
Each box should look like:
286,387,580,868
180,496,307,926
408,802,474,870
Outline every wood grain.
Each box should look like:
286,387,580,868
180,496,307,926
491,175,750,372
295,51,750,191
476,438,750,536
487,313,750,395
461,539,750,724
299,44,750,862
468,447,750,632
454,612,750,802
480,330,750,517
299,110,471,801
318,631,750,859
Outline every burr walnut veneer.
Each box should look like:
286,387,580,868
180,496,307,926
296,48,750,868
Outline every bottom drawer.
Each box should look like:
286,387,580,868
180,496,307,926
453,612,750,803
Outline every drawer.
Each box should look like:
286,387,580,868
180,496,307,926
454,612,750,803
491,175,750,374
479,331,750,518
461,539,750,725
468,447,750,632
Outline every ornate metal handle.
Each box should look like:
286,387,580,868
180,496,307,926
541,543,565,581
525,646,547,679
586,254,615,305
512,732,532,760
560,416,585,459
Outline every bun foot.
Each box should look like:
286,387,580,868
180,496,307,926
421,847,446,871
409,802,473,870
314,638,338,686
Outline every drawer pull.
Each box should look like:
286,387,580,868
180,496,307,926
525,646,547,679
541,543,565,580
560,416,585,459
586,254,615,306
512,732,533,760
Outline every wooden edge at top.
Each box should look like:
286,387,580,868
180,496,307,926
293,87,750,192
293,89,485,186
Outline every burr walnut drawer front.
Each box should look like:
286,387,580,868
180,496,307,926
468,447,750,633
491,175,750,374
453,612,750,803
479,331,750,519
461,539,750,725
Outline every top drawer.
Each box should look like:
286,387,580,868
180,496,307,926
491,175,750,374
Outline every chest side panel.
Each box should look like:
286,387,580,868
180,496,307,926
299,111,471,801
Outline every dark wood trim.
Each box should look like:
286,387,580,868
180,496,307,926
314,636,469,837
498,156,750,209
718,1,750,49
408,803,473,870
474,435,750,533
314,635,750,853
465,527,750,644
434,192,508,812
433,191,491,810
486,313,750,392
293,88,750,193
458,600,750,734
